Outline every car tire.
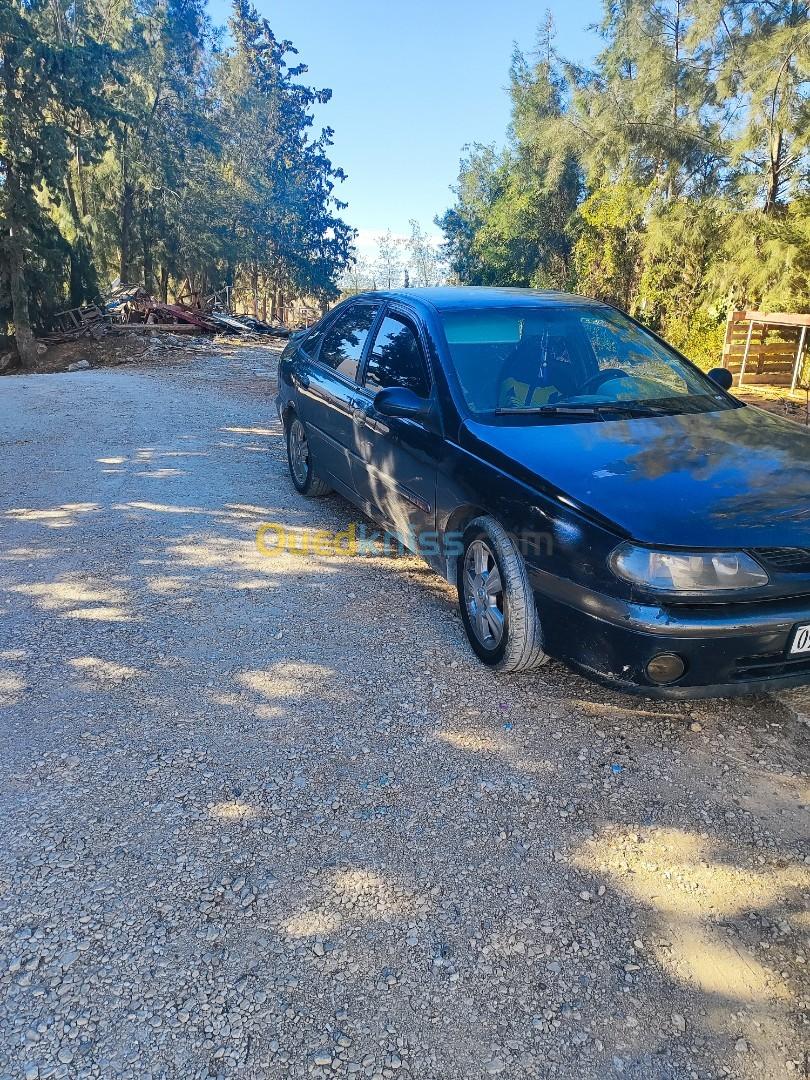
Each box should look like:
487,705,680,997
457,516,548,673
285,412,331,497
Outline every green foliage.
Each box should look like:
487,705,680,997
217,1,354,307
0,0,114,359
438,2,810,366
709,201,810,312
1,0,353,352
573,180,650,310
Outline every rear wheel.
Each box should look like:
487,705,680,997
457,516,548,673
286,413,331,496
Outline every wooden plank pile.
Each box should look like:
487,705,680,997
40,283,292,346
135,300,219,331
45,303,107,343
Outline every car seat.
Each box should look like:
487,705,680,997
498,333,579,408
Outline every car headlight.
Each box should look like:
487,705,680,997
609,543,769,593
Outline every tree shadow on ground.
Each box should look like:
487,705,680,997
1,385,807,1079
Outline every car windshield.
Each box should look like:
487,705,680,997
438,304,732,420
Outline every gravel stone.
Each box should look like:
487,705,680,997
0,343,806,1080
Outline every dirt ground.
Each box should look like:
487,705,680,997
0,340,808,1080
733,384,810,426
18,329,263,376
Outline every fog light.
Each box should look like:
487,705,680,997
646,653,686,685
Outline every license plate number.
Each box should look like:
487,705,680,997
789,624,810,655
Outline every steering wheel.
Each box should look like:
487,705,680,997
577,368,629,394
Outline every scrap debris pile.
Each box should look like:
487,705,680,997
44,283,293,344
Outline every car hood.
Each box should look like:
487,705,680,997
461,405,810,548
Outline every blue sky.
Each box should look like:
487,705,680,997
206,0,604,250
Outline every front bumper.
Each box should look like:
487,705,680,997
529,567,810,699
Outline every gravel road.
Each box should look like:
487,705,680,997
1,342,808,1080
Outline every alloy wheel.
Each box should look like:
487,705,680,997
288,417,309,487
463,539,505,649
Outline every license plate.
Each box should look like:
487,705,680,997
789,623,810,655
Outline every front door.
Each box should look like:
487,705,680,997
349,310,440,554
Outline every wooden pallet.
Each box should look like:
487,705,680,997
722,310,810,390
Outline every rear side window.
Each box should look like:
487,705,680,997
364,315,430,397
319,304,379,381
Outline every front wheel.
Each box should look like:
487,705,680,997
457,516,548,673
286,413,331,496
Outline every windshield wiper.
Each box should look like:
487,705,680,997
494,402,672,418
592,402,670,416
494,405,601,416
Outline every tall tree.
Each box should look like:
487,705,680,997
1,0,354,356
217,0,353,316
0,0,111,365
437,144,503,284
712,0,810,212
439,2,809,364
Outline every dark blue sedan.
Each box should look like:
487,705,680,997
276,287,810,698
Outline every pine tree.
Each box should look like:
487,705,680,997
439,1,809,352
217,0,353,315
0,0,111,365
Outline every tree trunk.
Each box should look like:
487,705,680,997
65,168,82,230
764,129,784,214
251,262,259,317
75,143,88,218
119,130,134,282
142,214,154,294
119,177,133,282
8,232,37,369
159,264,169,303
1,152,38,368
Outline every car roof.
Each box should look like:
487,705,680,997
349,286,609,312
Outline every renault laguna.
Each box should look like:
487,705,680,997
276,287,810,698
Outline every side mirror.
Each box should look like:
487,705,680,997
707,367,734,391
373,385,431,420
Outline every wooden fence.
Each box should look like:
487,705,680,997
722,310,810,390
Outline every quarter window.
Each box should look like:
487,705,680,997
299,324,325,359
365,315,430,397
319,304,379,381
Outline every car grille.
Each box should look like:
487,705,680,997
751,547,810,574
734,652,810,680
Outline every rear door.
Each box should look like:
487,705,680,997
349,307,441,548
296,301,381,495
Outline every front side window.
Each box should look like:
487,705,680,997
438,304,732,420
364,315,430,397
319,304,379,381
